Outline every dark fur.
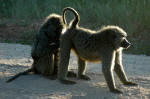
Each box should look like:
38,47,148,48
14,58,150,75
58,7,137,94
7,13,76,82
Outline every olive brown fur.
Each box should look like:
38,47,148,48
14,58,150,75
58,7,137,94
7,13,76,82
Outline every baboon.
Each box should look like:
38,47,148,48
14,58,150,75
58,7,137,94
7,13,76,82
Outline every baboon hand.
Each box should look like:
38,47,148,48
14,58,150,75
49,42,59,48
123,81,137,86
48,42,59,53
78,74,91,80
59,79,76,85
110,88,123,94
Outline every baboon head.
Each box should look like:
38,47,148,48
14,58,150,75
120,37,131,49
103,26,131,50
43,14,65,41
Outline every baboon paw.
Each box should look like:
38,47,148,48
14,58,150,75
67,71,77,78
78,75,91,80
59,79,76,85
110,88,123,94
124,81,138,86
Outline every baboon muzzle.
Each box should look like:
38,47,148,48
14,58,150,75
121,39,131,49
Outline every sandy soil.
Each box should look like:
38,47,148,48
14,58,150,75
0,43,150,99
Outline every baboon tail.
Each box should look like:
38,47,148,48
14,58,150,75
63,7,80,28
6,68,33,83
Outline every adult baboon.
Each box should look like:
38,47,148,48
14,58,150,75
58,7,137,93
7,13,76,82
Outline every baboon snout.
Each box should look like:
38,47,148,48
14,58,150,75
121,39,131,49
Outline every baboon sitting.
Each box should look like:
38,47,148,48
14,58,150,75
7,13,76,82
58,7,137,94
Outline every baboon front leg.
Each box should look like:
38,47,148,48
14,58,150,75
102,51,123,94
78,57,90,80
114,51,137,86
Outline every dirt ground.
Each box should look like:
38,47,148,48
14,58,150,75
0,43,150,99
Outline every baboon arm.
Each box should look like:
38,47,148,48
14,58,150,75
53,49,59,75
58,38,72,80
102,51,117,90
114,51,128,83
114,51,137,86
33,38,58,58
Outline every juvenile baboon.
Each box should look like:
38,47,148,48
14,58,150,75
7,13,76,82
58,7,137,93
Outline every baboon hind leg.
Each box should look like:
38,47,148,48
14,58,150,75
53,49,77,78
114,51,137,86
58,38,76,84
35,54,56,80
78,57,90,80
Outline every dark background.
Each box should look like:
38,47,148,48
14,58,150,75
0,0,150,55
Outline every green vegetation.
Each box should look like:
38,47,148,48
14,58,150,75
0,0,150,55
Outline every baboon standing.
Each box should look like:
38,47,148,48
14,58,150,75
7,13,76,82
58,7,137,94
